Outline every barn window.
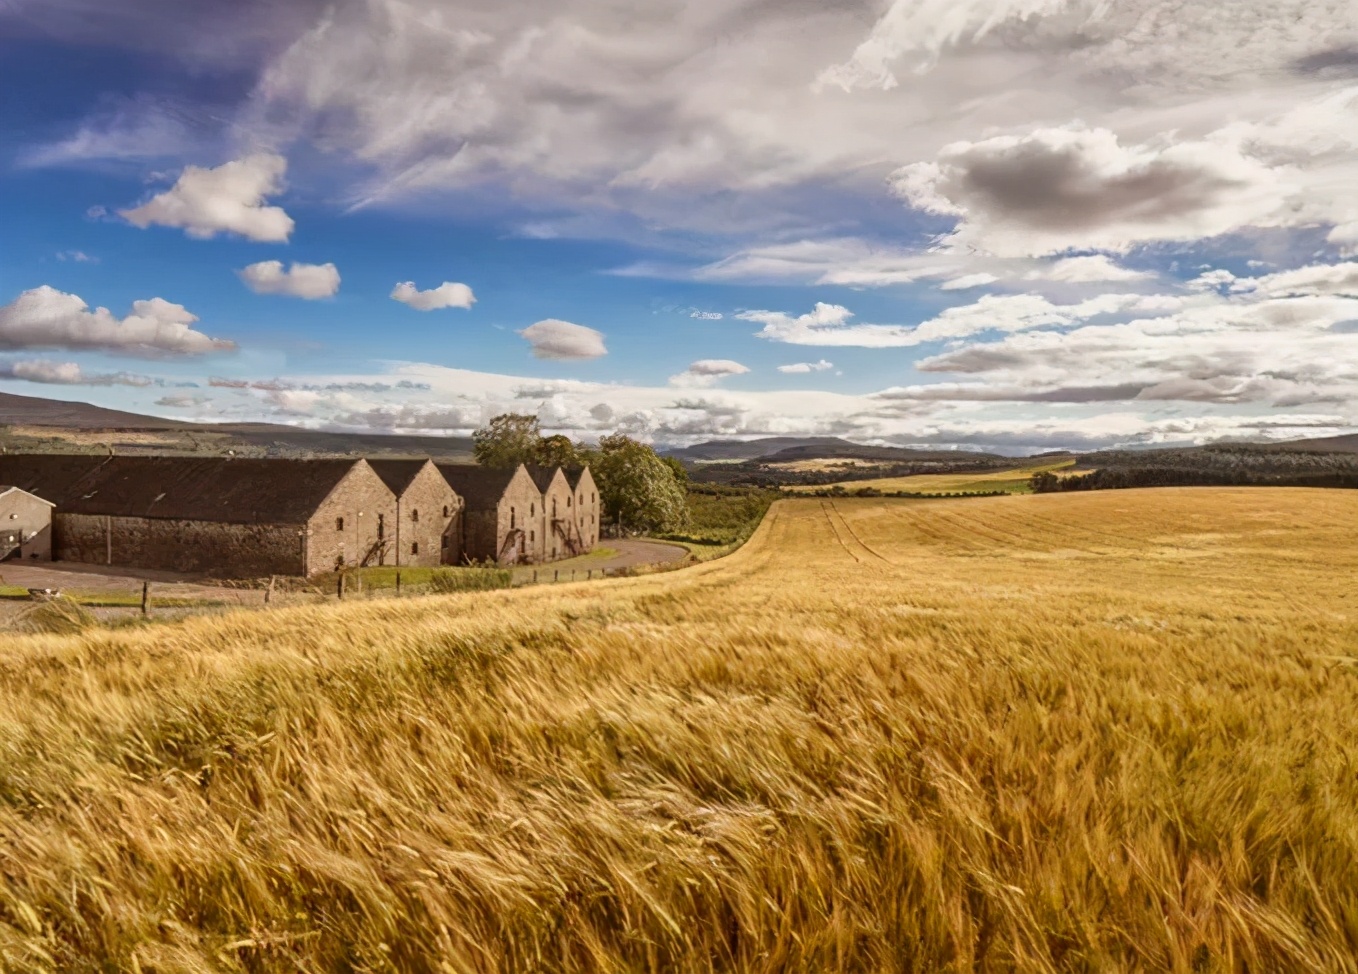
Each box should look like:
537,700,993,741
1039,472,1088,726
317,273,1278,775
336,517,345,531
510,507,516,529
567,496,572,508
552,499,558,518
530,530,535,542
411,509,419,523
591,492,596,503
443,505,449,517
441,536,449,549
530,503,535,517
411,542,419,555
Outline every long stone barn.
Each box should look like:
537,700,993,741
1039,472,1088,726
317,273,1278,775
0,455,399,577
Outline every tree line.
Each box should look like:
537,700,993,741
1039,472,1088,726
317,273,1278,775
1032,467,1358,493
472,414,689,534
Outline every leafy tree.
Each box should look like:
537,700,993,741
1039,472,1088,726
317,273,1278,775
593,434,689,534
473,414,542,468
1030,470,1061,493
535,434,582,469
660,455,689,485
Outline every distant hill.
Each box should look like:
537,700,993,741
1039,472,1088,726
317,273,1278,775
0,391,203,430
0,390,475,460
1274,433,1358,453
663,437,858,462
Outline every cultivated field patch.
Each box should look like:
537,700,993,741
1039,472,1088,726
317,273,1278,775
2,489,1356,970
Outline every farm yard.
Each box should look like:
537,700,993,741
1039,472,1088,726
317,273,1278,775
3,488,1357,970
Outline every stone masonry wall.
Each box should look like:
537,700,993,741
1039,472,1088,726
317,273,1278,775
1,490,53,561
393,463,464,567
539,470,575,561
55,514,302,576
306,462,398,574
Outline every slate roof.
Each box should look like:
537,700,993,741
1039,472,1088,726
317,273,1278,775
436,464,521,511
524,464,564,493
368,459,432,496
0,455,367,524
563,466,592,491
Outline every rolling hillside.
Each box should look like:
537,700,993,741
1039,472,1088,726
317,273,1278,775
4,490,1357,969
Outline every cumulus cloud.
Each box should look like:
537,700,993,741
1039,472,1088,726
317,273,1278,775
0,359,154,387
740,303,917,348
390,281,476,311
778,360,834,374
941,273,1000,291
0,286,234,356
239,260,341,299
120,154,294,242
519,319,607,360
893,125,1294,256
670,359,750,387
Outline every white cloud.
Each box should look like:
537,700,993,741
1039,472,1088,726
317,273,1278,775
390,281,476,311
670,358,750,387
893,125,1295,257
519,319,607,360
120,154,294,242
941,273,1000,291
1025,255,1153,283
739,293,1180,348
0,359,154,387
55,250,97,264
239,261,341,299
0,286,234,357
778,360,834,374
689,310,723,320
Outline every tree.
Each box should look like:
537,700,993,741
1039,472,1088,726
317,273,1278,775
592,434,689,534
660,455,689,485
535,434,582,469
1030,470,1061,493
473,414,542,468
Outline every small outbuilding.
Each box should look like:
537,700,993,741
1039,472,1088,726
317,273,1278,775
437,464,544,564
369,459,465,566
0,485,54,561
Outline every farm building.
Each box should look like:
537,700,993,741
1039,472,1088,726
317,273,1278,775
369,459,464,566
437,463,544,564
0,455,397,577
526,465,582,560
0,485,54,561
565,466,599,552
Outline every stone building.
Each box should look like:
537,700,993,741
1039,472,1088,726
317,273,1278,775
0,455,396,576
565,466,600,552
369,459,464,566
526,465,582,560
0,485,54,562
437,463,544,564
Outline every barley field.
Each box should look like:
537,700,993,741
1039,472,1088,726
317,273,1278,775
3,489,1358,972
785,459,1078,495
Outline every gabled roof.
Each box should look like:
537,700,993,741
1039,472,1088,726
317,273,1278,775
0,485,56,507
368,458,433,496
563,466,593,491
0,455,369,524
436,464,522,510
524,464,567,493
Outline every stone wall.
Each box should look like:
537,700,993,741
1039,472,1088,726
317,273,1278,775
539,469,576,561
306,461,398,574
392,462,464,567
55,514,302,575
463,466,545,565
1,490,53,561
571,467,600,552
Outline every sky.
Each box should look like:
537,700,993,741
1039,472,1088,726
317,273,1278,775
1,0,1357,453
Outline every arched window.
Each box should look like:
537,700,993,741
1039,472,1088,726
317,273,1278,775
411,509,419,523
552,498,557,517
336,517,345,531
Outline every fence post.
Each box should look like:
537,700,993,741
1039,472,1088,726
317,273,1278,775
141,581,150,617
554,569,559,582
588,569,592,579
396,571,402,595
533,569,538,583
264,575,275,604
338,573,345,600
571,570,576,581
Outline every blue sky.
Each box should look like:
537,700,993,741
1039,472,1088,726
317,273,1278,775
2,0,1357,452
